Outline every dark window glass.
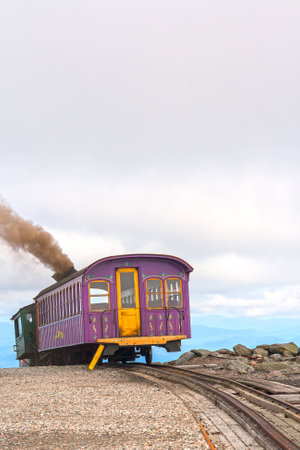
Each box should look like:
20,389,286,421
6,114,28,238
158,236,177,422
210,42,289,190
166,278,183,308
146,279,163,308
89,281,110,311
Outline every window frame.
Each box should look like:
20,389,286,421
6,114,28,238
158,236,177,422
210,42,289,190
15,316,22,337
88,280,110,312
165,277,183,309
146,278,163,310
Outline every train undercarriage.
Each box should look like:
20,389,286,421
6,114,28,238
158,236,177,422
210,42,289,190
23,343,153,367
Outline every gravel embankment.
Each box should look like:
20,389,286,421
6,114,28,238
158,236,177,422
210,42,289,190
0,366,205,449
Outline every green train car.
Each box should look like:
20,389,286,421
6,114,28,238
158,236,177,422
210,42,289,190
11,304,37,366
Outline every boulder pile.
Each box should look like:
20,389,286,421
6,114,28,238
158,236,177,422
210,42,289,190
173,342,300,376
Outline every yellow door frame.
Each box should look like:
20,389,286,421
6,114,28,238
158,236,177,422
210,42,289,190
116,268,141,337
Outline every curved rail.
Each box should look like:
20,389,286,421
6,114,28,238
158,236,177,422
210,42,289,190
151,363,300,418
124,363,300,450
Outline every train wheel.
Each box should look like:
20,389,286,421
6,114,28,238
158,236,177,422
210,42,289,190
145,347,152,365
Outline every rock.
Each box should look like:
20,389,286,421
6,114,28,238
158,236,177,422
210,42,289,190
252,353,264,361
216,348,234,355
225,357,252,374
282,350,294,360
269,353,282,362
266,370,283,379
255,361,293,372
233,344,252,357
174,351,194,365
191,349,212,358
211,352,224,358
253,347,269,358
295,356,300,364
268,342,298,356
256,344,270,350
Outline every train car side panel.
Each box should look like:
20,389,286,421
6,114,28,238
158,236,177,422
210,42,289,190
38,315,84,351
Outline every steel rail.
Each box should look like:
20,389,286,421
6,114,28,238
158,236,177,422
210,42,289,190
150,363,300,418
125,363,299,450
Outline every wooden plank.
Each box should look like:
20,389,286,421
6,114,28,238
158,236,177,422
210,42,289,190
237,379,300,394
272,394,300,404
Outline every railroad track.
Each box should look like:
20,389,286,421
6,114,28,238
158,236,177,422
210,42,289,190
120,363,300,449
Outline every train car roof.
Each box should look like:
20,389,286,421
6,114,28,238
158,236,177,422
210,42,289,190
34,253,193,300
11,303,35,321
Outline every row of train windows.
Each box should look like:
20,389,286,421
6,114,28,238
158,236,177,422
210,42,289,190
39,283,81,326
89,278,183,312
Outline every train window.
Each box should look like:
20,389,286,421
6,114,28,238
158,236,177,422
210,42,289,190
48,296,51,323
54,293,57,322
51,295,54,323
39,300,42,326
61,290,65,319
63,289,66,317
15,316,22,337
46,297,48,324
146,279,163,309
26,313,32,323
69,286,73,316
77,283,81,313
89,281,110,312
42,299,45,325
60,291,64,319
165,278,183,308
73,285,77,315
45,298,47,323
63,289,67,318
120,272,136,309
58,292,61,321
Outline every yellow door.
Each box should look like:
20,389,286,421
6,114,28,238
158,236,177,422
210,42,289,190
116,268,141,337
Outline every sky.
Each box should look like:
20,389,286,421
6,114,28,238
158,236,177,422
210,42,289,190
0,0,299,321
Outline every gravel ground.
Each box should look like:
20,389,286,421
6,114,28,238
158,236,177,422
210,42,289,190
0,366,205,449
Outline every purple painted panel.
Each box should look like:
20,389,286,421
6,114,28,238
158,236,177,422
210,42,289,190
87,311,116,342
142,310,166,336
101,311,115,338
144,311,156,336
166,309,182,336
87,313,99,342
39,315,84,351
154,311,166,336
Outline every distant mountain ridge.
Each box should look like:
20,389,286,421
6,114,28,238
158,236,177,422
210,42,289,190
1,315,300,367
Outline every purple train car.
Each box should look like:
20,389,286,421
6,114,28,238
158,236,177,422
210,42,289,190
34,254,193,368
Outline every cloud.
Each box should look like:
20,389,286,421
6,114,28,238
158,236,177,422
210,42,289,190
0,1,299,319
191,285,300,318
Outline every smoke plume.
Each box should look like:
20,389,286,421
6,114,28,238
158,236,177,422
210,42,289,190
0,198,74,275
